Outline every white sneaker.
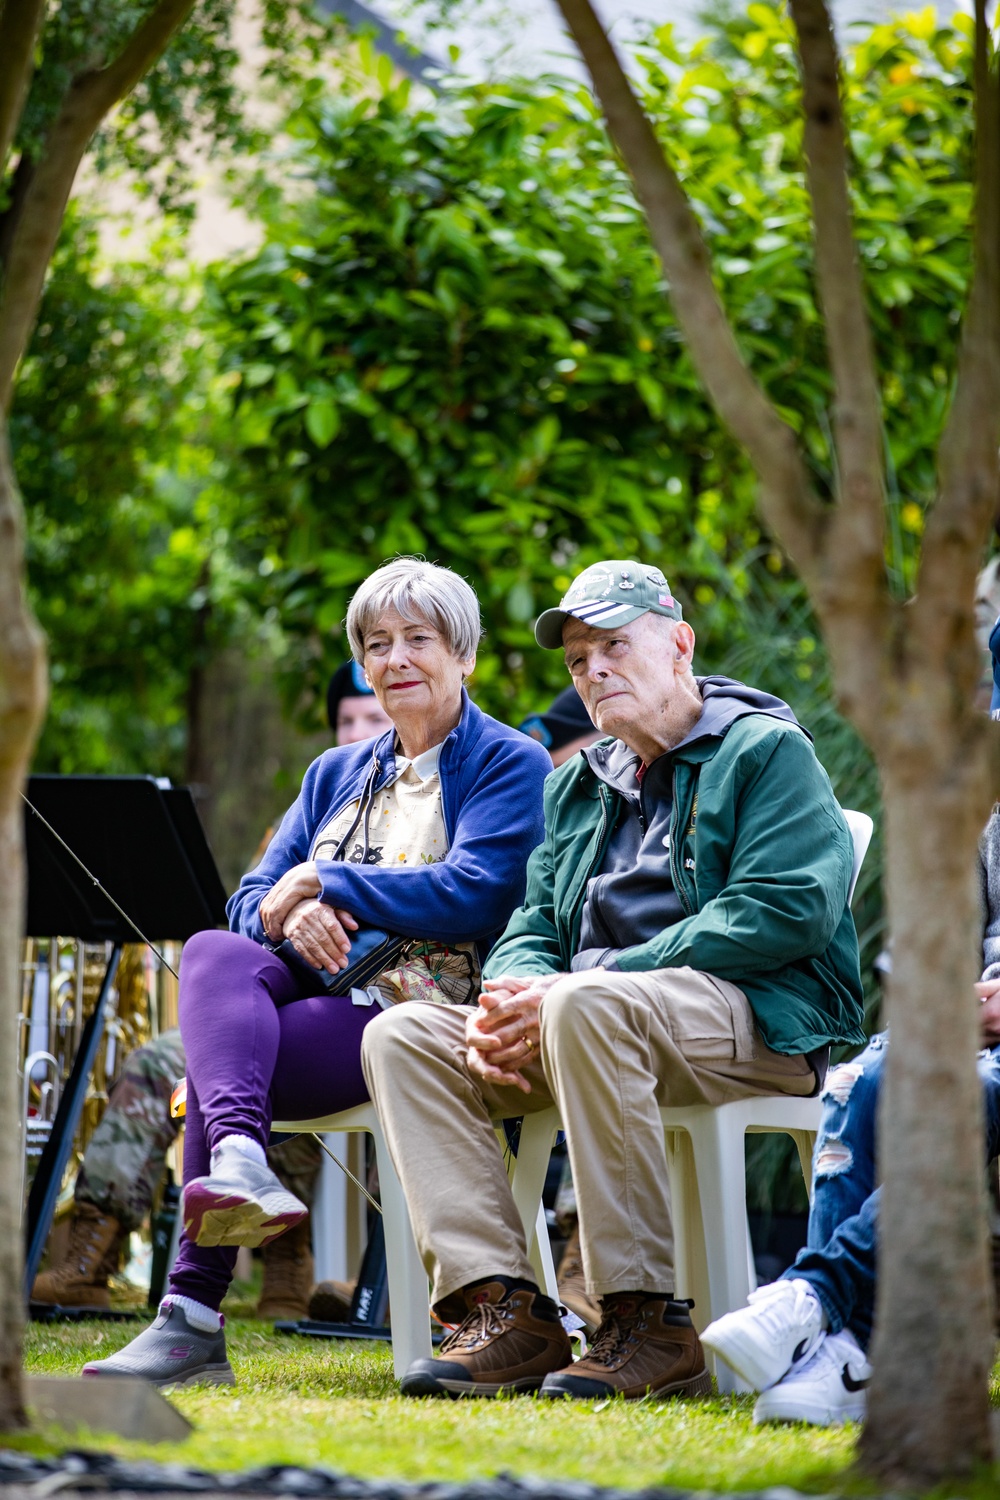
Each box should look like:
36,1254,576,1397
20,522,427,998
753,1329,871,1426
183,1141,307,1248
701,1277,825,1390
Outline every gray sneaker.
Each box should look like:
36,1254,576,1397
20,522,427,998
183,1140,307,1248
82,1299,235,1387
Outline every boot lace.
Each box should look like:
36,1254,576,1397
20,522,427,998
439,1301,508,1353
584,1309,639,1368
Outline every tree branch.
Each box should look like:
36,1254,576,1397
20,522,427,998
788,0,885,544
551,0,826,579
0,0,46,171
0,0,197,411
785,0,892,731
553,0,895,737
0,153,35,273
70,0,197,130
916,0,1000,698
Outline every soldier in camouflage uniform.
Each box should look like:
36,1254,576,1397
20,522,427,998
32,1028,321,1318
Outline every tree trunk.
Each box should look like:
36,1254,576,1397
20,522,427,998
0,0,46,170
0,0,197,411
860,725,996,1480
0,421,46,1429
550,0,1000,1483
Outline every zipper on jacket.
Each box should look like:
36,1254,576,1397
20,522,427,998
669,765,695,917
567,783,614,958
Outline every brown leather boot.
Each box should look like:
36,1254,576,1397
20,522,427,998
32,1203,123,1309
257,1218,314,1320
539,1293,712,1400
307,1278,356,1322
401,1279,571,1397
556,1224,602,1333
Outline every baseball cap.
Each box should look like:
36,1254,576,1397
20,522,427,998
534,560,683,650
518,685,596,752
326,659,375,731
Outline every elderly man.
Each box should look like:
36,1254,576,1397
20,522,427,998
362,559,865,1400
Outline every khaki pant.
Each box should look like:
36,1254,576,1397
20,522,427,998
361,966,814,1306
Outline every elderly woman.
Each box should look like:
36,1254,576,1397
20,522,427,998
84,558,551,1387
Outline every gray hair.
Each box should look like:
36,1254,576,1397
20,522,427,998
346,557,482,664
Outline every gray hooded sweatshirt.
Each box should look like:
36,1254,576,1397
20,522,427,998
573,676,804,971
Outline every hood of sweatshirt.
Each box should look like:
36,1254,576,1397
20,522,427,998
571,677,805,968
582,676,804,802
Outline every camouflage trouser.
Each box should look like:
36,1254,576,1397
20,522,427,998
266,1133,324,1206
77,1027,322,1232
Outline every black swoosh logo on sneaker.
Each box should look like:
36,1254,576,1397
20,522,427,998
791,1339,809,1364
841,1364,870,1393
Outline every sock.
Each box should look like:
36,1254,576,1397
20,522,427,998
603,1290,693,1323
163,1294,222,1331
215,1133,266,1167
473,1276,560,1320
605,1289,677,1303
436,1275,548,1324
468,1274,540,1302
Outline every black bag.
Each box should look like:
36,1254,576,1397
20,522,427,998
265,754,408,994
266,927,408,995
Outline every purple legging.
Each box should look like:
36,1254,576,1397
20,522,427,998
169,928,379,1311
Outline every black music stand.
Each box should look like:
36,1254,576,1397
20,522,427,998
23,775,227,1307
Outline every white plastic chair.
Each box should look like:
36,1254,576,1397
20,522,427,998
271,1102,432,1379
509,807,874,1392
311,1133,368,1284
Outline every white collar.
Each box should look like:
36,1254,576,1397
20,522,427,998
392,742,443,783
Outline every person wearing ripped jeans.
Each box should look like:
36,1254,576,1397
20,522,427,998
703,809,1000,1426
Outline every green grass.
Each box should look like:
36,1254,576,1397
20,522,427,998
19,1313,854,1493
16,1313,1000,1497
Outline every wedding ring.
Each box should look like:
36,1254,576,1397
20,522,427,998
522,1035,534,1053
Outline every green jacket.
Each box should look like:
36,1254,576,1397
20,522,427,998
483,713,865,1055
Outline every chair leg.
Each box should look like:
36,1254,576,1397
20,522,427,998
528,1202,559,1302
368,1122,432,1379
311,1133,349,1283
509,1111,561,1302
789,1129,816,1199
508,1112,558,1242
664,1128,711,1326
684,1110,754,1394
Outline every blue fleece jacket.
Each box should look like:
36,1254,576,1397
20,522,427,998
227,690,551,950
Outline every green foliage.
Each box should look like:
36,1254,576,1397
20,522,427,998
20,8,975,1009
211,72,747,720
6,0,337,216
639,3,974,592
23,1317,859,1489
12,215,262,775
211,6,975,732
